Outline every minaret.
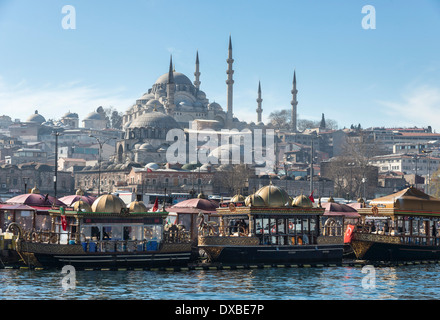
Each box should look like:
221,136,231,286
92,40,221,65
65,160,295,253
256,81,263,123
226,35,234,125
320,113,326,129
166,55,176,115
291,70,298,132
194,51,201,91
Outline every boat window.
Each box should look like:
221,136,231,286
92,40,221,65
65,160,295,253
278,219,285,234
310,217,317,233
144,225,162,241
15,211,33,231
302,218,309,233
81,226,92,240
2,211,13,231
412,219,419,236
102,225,123,240
255,218,263,235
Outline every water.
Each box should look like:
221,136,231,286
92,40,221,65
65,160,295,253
1,264,440,300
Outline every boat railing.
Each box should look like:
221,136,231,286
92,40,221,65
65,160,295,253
355,224,440,246
21,229,191,253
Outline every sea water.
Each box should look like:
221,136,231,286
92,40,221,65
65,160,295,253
1,264,440,300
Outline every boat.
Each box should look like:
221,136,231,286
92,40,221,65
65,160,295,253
7,194,194,269
349,187,440,262
197,185,344,266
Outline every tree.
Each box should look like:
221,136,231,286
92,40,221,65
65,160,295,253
104,106,123,129
212,164,253,196
268,110,291,129
322,132,382,199
268,108,338,131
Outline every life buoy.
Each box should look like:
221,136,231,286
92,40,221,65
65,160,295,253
372,206,379,215
289,222,294,230
271,226,276,233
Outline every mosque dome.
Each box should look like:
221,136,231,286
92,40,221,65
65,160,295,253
84,111,104,121
91,194,127,213
128,200,148,213
26,110,46,124
71,200,92,212
63,111,79,119
139,143,155,151
244,194,266,207
154,72,194,87
255,184,290,207
129,111,180,130
146,99,163,107
208,102,222,111
145,162,160,170
292,194,314,208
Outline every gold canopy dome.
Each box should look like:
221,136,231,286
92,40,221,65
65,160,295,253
231,194,246,203
75,189,85,196
91,194,127,213
71,200,92,212
255,184,291,207
128,200,148,213
245,194,266,207
292,194,314,208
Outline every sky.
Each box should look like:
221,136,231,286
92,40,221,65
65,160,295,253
0,0,439,131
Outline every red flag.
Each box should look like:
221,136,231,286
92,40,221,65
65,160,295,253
152,197,159,212
309,191,314,203
147,168,153,173
344,224,356,243
60,207,67,231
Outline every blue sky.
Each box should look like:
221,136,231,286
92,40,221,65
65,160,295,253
0,0,439,131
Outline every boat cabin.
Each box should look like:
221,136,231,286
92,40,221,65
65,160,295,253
40,194,190,252
356,187,440,246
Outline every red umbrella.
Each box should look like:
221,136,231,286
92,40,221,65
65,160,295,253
321,202,360,218
169,198,219,214
58,194,96,206
6,193,65,206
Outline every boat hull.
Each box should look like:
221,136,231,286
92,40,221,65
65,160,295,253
16,241,195,269
198,236,343,265
351,233,440,261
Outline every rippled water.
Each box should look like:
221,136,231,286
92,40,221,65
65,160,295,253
1,264,440,300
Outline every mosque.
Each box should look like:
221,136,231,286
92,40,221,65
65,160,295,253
116,36,299,165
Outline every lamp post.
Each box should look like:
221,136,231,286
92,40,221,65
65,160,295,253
412,154,420,189
422,149,433,194
52,130,62,198
89,135,117,196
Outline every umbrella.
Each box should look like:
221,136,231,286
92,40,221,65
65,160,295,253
59,194,96,206
6,193,65,206
168,198,219,214
321,202,360,218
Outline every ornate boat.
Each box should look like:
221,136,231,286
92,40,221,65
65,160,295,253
8,194,194,269
198,185,344,265
349,187,440,262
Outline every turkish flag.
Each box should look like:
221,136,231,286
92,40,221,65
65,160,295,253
309,191,314,203
152,197,159,212
344,224,356,243
61,215,67,231
147,168,153,173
